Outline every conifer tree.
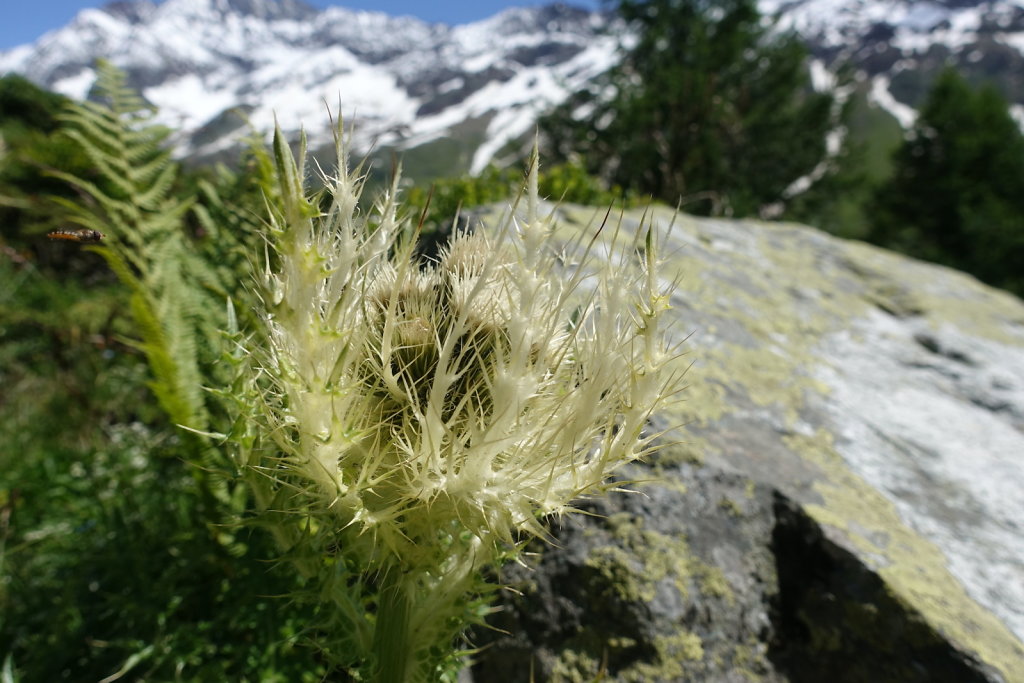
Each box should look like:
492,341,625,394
871,68,1024,295
541,0,835,217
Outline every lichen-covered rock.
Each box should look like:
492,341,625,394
469,465,783,682
466,203,1024,682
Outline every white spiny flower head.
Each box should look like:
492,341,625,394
253,129,680,581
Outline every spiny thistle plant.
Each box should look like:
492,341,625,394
226,123,682,681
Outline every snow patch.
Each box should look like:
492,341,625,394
869,75,917,128
145,75,237,131
51,69,96,101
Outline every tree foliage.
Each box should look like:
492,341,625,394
541,0,836,217
0,75,99,259
0,74,67,135
870,67,1024,295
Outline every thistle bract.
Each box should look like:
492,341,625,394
237,125,680,681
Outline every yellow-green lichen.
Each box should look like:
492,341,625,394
652,474,689,496
549,648,604,683
718,496,744,517
661,216,853,432
702,344,831,427
841,240,1024,347
653,437,708,467
586,513,692,603
589,512,738,608
670,369,731,428
587,544,652,603
577,513,758,680
607,636,638,650
731,639,770,682
785,429,1024,681
694,562,735,605
616,632,704,682
547,630,705,683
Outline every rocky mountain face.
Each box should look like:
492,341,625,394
0,0,618,173
462,201,1024,682
768,0,1024,127
2,0,1023,176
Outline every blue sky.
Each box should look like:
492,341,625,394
1,1,603,50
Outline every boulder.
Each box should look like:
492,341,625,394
467,203,1024,682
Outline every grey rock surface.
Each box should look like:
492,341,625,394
466,203,1024,682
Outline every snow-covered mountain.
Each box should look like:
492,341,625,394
767,0,1024,128
0,0,618,173
2,0,1023,175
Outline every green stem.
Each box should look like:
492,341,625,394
372,570,412,683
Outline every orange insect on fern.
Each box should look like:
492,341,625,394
46,229,106,244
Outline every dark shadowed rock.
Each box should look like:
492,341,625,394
465,203,1024,682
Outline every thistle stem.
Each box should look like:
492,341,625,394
372,571,413,683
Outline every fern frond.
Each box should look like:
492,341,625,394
89,59,153,115
59,125,139,200
53,61,216,443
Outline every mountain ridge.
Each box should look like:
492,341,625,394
2,0,1023,176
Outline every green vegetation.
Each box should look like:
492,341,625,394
1,62,679,681
0,66,322,682
0,74,99,257
786,84,903,240
869,67,1024,295
541,0,838,218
